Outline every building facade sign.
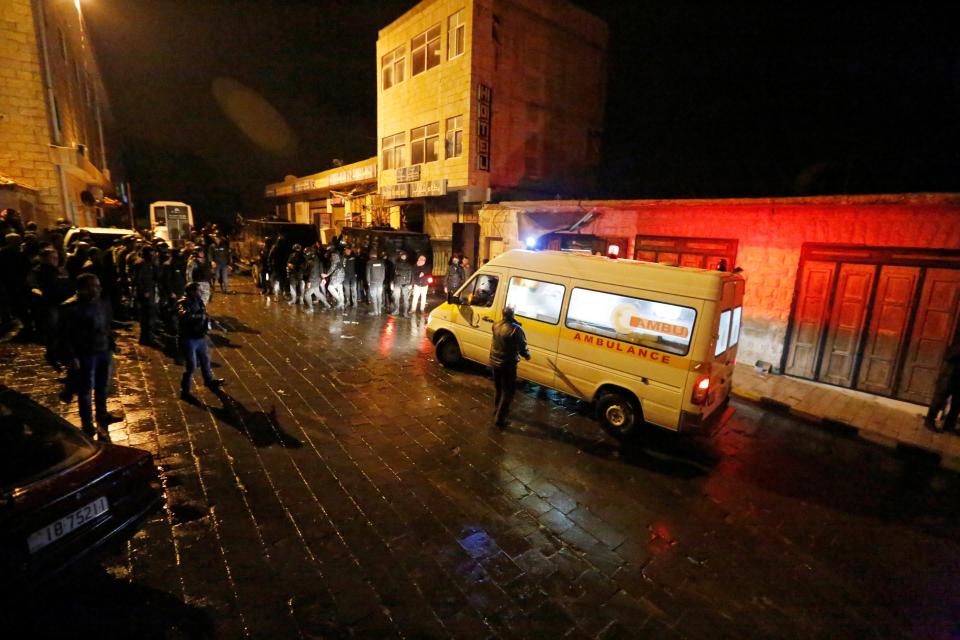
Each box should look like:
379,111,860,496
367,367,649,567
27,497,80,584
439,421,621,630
381,183,410,199
476,83,492,172
410,179,448,198
396,165,422,183
329,163,377,186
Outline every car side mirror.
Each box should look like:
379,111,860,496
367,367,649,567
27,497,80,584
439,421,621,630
447,292,460,305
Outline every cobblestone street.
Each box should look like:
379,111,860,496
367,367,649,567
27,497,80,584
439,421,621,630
3,283,959,640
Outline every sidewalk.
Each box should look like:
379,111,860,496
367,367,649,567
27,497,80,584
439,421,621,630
731,363,960,471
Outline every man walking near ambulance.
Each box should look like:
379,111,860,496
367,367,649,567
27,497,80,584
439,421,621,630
489,306,530,428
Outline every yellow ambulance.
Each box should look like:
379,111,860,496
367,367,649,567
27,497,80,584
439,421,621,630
426,250,745,438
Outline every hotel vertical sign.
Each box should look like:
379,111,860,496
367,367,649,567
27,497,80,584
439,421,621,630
476,83,492,171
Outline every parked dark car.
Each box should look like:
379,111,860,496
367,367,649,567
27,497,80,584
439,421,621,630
0,387,163,594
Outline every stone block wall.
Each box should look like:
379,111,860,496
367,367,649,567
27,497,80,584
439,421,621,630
0,0,59,228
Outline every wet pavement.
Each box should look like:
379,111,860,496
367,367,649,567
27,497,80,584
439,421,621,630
2,283,959,639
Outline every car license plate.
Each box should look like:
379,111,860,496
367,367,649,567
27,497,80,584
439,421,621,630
27,496,109,554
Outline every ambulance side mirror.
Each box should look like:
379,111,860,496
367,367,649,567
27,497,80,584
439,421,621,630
447,292,461,305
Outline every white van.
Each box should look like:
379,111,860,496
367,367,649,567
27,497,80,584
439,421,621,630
426,250,745,438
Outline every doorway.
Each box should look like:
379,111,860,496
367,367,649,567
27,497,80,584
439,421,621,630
783,244,960,404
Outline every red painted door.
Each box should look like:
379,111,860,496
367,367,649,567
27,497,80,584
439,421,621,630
784,261,837,379
818,264,876,387
897,268,960,403
856,266,920,395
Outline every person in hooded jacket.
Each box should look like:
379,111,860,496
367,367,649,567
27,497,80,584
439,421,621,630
444,256,465,297
177,281,225,403
489,306,531,428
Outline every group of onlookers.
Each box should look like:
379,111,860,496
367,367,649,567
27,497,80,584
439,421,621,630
255,236,473,317
0,207,231,437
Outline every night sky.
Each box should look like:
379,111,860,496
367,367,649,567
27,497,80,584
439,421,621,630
84,1,960,226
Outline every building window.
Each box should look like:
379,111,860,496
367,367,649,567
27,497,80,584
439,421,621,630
411,123,439,165
448,9,465,59
382,132,405,170
411,24,441,76
381,46,405,90
445,115,463,158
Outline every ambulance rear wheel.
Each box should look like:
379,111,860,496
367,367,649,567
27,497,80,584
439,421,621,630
436,335,463,368
597,391,640,439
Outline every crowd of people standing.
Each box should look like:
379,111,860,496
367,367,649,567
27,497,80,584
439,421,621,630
254,235,474,317
0,208,229,438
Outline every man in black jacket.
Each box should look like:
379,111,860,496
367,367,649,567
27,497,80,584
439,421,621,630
177,282,225,402
366,251,387,316
133,245,162,347
489,307,531,428
57,273,120,438
391,250,413,317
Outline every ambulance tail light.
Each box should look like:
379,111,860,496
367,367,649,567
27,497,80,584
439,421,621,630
691,376,711,405
427,276,433,284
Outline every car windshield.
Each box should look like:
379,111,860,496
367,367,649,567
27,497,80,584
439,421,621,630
0,399,97,493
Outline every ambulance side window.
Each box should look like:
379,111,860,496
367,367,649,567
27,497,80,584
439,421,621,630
460,274,498,308
505,277,565,324
565,288,697,356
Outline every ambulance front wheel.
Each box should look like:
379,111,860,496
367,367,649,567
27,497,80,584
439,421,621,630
597,391,640,439
436,335,463,368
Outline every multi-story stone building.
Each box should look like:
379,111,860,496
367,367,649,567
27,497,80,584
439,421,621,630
376,0,607,268
0,0,124,229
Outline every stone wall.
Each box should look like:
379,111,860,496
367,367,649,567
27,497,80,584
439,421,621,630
0,0,120,229
0,0,59,228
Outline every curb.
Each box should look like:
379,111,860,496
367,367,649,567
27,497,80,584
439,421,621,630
731,388,959,472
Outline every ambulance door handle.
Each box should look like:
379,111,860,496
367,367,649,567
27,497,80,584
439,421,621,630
481,317,494,323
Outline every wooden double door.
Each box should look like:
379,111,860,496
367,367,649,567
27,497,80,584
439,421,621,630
784,246,960,404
